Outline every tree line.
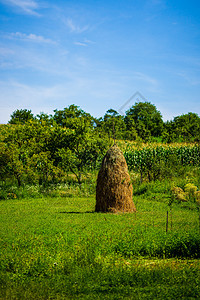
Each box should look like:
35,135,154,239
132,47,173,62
7,102,200,143
0,102,200,188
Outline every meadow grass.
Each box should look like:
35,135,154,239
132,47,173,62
0,194,200,299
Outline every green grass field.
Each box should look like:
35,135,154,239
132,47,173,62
0,194,200,299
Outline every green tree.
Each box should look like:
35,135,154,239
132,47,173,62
123,114,138,140
0,125,29,186
53,105,94,128
29,151,60,187
125,102,164,140
0,121,64,186
57,117,109,185
36,112,54,125
0,141,11,181
173,112,200,142
8,109,35,124
162,120,176,143
163,113,200,143
53,105,110,184
98,109,126,140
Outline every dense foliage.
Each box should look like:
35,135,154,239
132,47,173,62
1,102,200,191
8,102,200,142
0,105,110,188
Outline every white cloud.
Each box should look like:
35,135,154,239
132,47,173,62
132,72,159,88
0,80,66,123
74,39,95,47
0,41,70,75
10,32,56,44
0,0,40,16
66,18,89,33
83,39,95,44
0,74,127,123
66,18,76,32
74,42,87,47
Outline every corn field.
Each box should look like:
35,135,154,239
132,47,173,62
124,144,200,182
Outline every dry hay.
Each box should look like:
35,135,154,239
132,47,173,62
95,144,136,213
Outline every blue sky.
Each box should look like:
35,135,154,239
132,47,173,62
0,0,200,123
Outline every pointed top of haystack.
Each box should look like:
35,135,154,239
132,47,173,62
102,144,125,167
105,143,123,159
95,144,136,213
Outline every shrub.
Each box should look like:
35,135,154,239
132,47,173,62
171,186,187,202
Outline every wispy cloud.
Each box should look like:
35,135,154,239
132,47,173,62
177,71,200,86
0,40,69,74
66,18,89,33
0,70,132,123
74,39,95,47
0,0,40,16
132,71,158,86
9,32,56,44
0,80,63,123
74,41,87,47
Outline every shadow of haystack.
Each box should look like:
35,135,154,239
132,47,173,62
95,144,136,213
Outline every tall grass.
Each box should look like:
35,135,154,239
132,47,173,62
0,195,200,299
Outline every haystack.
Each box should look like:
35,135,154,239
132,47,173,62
95,144,136,213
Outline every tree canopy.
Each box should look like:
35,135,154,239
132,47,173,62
9,109,35,124
6,102,200,143
1,102,199,188
125,102,164,140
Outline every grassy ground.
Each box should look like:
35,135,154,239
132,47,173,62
0,194,200,299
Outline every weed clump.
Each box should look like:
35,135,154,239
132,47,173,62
171,186,187,202
184,183,198,201
171,183,200,205
95,144,136,213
